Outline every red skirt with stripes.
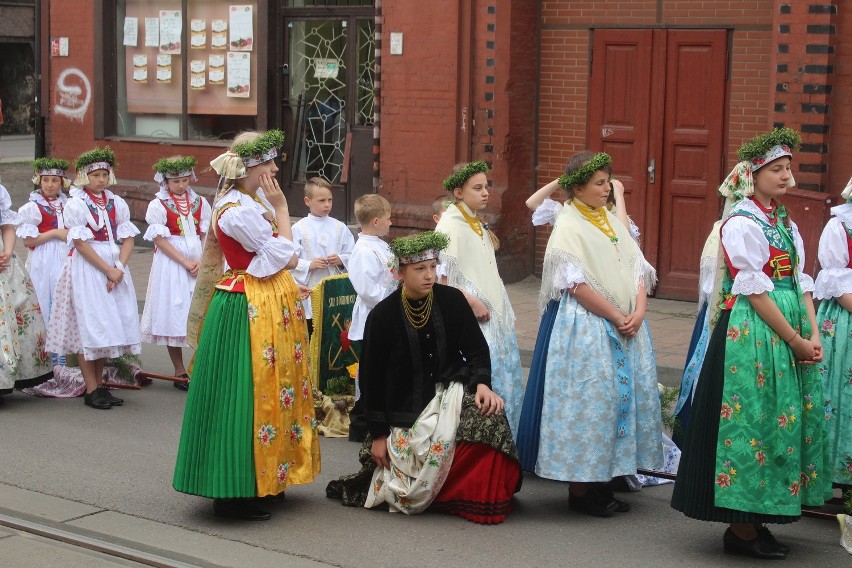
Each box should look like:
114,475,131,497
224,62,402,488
431,442,521,524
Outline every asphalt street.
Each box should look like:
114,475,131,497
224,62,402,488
0,342,848,568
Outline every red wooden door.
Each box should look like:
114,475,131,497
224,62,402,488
587,29,728,301
587,30,653,235
655,30,727,299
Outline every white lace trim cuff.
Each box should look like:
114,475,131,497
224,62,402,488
0,209,20,226
814,268,852,299
143,224,171,241
731,270,774,296
116,221,140,240
555,261,586,290
246,236,300,278
531,198,562,227
15,224,40,239
798,272,815,294
67,225,95,243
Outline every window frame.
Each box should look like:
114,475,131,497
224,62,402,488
96,0,270,144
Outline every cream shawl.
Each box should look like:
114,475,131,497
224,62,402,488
540,200,656,314
436,202,508,319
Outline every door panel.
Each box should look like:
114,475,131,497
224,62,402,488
281,17,375,223
781,189,832,275
588,28,727,300
588,30,653,233
655,30,727,299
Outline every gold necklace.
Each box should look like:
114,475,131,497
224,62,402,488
401,288,433,329
573,199,619,245
457,203,484,237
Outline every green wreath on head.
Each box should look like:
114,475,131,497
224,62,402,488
32,157,70,172
232,130,285,159
442,161,489,192
557,152,612,190
153,156,198,175
737,128,801,163
390,230,450,259
75,146,117,170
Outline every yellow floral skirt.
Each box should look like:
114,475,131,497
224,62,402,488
173,270,320,498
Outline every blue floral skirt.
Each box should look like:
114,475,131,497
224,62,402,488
516,293,662,482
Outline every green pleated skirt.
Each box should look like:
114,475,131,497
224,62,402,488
173,290,256,498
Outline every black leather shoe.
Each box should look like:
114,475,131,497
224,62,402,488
84,389,111,410
757,526,790,554
213,499,271,521
97,387,123,406
594,483,630,512
174,374,190,391
569,490,618,517
723,528,787,560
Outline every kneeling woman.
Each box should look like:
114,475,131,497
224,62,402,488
327,231,521,524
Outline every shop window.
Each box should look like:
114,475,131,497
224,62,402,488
288,1,373,6
115,0,260,140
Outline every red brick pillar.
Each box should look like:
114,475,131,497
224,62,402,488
771,2,837,192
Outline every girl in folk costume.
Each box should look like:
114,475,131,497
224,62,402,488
814,177,852,489
16,158,71,329
173,130,320,521
435,161,524,434
0,182,53,395
516,151,662,517
671,129,832,560
141,156,211,389
46,147,141,410
327,231,521,524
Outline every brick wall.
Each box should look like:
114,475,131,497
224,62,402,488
380,0,538,282
829,3,852,194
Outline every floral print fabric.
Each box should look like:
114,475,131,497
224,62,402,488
0,253,52,390
817,298,852,485
714,280,832,515
243,270,320,496
365,382,464,514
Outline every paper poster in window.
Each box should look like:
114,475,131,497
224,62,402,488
209,54,225,85
159,10,182,54
190,19,206,49
229,5,253,51
132,54,148,83
314,58,340,79
190,60,206,90
226,52,250,98
123,17,138,47
144,17,159,47
156,53,172,83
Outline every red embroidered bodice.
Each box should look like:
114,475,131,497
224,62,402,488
160,196,204,237
36,202,62,233
87,199,118,242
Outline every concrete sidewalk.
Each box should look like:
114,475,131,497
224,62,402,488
9,241,698,389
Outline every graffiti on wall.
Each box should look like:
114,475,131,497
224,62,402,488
54,68,91,122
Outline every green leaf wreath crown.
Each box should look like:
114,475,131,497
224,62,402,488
557,152,612,190
232,130,285,159
153,156,198,174
442,161,489,192
390,231,450,259
75,146,117,170
32,157,70,172
737,128,801,163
